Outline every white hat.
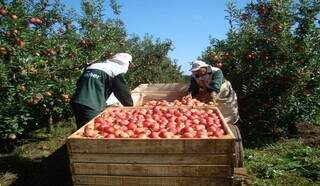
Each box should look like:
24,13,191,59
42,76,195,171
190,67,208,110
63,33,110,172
190,60,209,72
109,53,132,65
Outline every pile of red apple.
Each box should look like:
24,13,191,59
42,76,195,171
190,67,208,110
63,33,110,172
83,106,225,139
143,96,216,107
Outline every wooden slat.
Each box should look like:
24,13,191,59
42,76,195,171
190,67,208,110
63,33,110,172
73,175,232,186
131,92,187,106
131,83,189,92
71,163,232,177
141,93,186,103
69,153,230,165
67,138,234,154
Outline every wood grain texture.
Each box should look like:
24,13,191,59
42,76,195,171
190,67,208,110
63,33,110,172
67,138,234,154
73,175,232,186
131,83,189,93
71,163,232,177
69,153,230,165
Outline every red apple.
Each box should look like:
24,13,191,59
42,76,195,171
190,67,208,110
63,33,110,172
15,39,25,47
10,14,18,20
0,8,7,16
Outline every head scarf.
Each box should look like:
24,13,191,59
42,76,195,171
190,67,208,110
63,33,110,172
86,53,132,77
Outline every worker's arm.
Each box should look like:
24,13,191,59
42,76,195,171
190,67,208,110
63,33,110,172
207,70,224,93
111,74,133,106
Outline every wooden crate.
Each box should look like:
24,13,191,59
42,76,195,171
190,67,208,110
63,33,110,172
67,106,236,186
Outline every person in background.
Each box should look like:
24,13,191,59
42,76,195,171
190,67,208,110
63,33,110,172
187,60,239,124
71,53,133,129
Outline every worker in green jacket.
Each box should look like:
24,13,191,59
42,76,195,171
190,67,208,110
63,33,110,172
71,53,133,129
187,60,240,124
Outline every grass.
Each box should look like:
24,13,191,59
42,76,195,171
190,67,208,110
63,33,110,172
245,139,320,186
0,172,17,186
1,119,320,186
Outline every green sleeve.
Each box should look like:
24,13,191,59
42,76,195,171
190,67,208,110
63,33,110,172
208,70,224,93
111,74,133,106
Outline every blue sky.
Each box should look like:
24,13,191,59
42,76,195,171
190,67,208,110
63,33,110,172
63,0,251,74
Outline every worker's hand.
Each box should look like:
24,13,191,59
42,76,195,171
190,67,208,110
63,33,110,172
184,92,192,99
210,91,218,99
208,91,218,106
109,103,122,107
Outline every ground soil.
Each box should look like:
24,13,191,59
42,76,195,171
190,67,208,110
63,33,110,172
296,122,320,148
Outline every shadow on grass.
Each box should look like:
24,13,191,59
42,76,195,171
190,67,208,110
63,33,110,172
237,120,278,149
0,144,73,186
